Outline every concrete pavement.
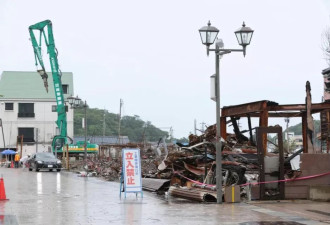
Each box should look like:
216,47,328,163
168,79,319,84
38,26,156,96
0,167,329,225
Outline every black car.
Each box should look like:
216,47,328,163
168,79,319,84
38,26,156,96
27,152,62,172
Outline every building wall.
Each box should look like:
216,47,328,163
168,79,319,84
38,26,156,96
293,135,303,148
0,99,73,156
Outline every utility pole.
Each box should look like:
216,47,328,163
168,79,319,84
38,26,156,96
118,99,123,144
0,119,5,148
169,127,173,143
142,123,147,149
84,100,87,161
194,119,197,135
200,122,206,133
102,108,106,145
159,127,173,143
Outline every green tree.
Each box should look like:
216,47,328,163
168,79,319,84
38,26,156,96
74,107,168,142
286,120,320,135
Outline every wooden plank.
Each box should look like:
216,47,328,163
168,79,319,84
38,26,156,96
259,109,268,155
222,101,268,117
231,112,303,118
306,82,315,153
220,117,227,140
268,102,330,111
302,114,307,153
278,130,285,199
247,115,253,144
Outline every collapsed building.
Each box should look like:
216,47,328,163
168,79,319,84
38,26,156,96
70,75,330,202
137,79,329,202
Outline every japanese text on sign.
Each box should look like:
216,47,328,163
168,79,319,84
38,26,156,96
122,149,142,192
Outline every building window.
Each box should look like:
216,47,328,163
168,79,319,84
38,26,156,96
18,128,35,142
18,103,35,118
5,103,13,110
62,85,68,94
52,105,68,112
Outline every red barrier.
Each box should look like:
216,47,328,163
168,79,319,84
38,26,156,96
240,171,330,186
173,171,330,187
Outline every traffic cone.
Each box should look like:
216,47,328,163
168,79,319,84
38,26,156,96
10,161,13,168
0,178,8,200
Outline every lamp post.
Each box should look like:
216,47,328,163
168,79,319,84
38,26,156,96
199,21,254,204
67,95,88,162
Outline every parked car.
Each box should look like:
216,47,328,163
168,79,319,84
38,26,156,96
27,152,62,172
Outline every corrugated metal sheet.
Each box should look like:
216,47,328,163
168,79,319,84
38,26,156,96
168,186,217,202
142,178,170,192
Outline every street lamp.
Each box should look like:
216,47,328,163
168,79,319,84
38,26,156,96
68,95,88,162
67,95,81,107
199,21,254,204
234,22,254,57
199,21,219,47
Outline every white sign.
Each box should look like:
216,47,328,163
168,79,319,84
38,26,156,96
122,148,142,193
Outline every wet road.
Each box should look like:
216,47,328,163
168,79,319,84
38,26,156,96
0,168,329,225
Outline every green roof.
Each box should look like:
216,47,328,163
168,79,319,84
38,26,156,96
0,71,74,99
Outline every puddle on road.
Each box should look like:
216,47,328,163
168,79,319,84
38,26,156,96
0,215,19,225
239,222,304,225
119,200,146,204
56,172,61,194
306,209,330,217
37,173,42,195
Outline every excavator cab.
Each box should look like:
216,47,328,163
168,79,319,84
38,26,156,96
52,136,66,155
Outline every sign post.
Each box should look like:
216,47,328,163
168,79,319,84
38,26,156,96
120,148,143,198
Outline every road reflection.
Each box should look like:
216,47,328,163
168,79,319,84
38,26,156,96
37,173,42,195
122,198,143,225
56,172,61,194
0,201,7,224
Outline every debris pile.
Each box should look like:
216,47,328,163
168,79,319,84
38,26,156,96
136,129,261,202
69,124,301,202
70,158,122,181
141,125,301,202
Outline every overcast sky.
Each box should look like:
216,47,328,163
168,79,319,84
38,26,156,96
1,0,330,138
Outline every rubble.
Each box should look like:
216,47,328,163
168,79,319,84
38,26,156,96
67,124,302,203
142,178,170,194
70,157,122,181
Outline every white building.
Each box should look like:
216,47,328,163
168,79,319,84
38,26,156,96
285,132,295,142
292,135,303,149
0,71,74,156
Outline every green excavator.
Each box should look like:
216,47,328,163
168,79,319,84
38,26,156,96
29,20,98,155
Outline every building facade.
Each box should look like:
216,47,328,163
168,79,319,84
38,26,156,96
292,135,303,149
0,71,74,156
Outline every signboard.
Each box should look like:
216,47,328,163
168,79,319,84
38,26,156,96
120,148,143,198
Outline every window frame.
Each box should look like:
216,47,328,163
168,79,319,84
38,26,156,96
5,103,14,111
18,127,35,143
62,84,68,94
18,103,35,118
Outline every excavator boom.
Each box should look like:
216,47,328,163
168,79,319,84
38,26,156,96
29,20,67,153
